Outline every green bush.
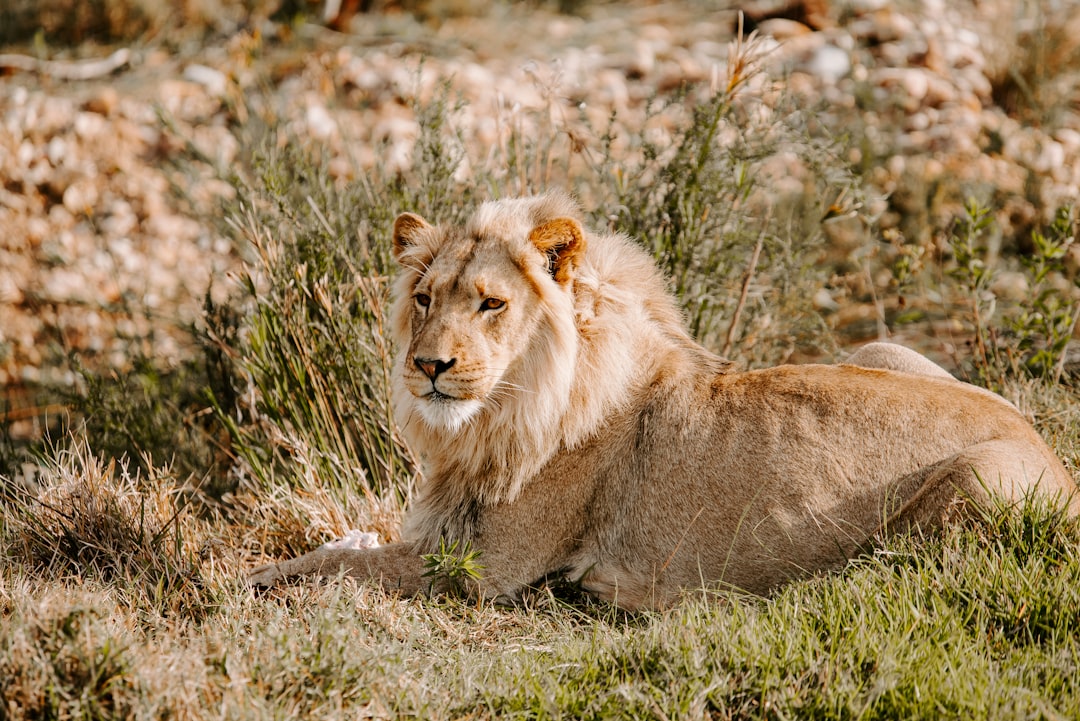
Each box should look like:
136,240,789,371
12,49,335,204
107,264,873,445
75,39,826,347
947,200,1078,386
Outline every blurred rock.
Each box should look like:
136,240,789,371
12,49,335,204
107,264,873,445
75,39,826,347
806,44,850,84
990,271,1030,302
740,0,832,32
183,64,229,97
755,18,813,39
83,87,119,117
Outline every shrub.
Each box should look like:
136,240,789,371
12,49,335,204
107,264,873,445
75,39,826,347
947,200,1078,386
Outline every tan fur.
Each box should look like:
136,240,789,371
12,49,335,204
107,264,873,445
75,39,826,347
249,193,1078,609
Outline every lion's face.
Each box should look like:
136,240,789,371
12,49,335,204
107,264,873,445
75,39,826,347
398,239,547,431
391,204,585,434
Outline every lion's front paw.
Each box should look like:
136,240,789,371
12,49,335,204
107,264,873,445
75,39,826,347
247,563,284,588
322,529,380,551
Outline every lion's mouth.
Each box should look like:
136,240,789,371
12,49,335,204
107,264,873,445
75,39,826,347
425,389,457,403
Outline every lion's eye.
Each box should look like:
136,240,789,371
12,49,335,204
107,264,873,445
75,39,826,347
480,297,506,312
415,293,431,308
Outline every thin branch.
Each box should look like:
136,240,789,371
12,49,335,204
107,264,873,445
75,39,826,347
0,48,131,81
720,227,766,359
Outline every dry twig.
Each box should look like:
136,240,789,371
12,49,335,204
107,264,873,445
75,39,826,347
0,48,131,80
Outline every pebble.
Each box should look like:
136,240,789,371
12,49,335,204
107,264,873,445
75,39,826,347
305,104,337,140
83,86,119,116
756,18,814,39
1054,128,1080,151
1034,139,1065,175
991,271,1030,302
62,178,99,214
183,64,228,97
73,111,107,140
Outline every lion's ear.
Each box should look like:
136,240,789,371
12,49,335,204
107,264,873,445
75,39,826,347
392,212,433,263
528,217,587,284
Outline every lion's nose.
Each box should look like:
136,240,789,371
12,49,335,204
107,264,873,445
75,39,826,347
415,357,456,381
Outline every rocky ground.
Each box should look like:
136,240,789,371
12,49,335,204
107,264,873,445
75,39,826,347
2,0,1079,440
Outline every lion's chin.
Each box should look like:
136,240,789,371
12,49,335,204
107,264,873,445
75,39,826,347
416,395,483,433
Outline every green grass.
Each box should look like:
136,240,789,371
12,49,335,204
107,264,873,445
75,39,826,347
3,10,1080,719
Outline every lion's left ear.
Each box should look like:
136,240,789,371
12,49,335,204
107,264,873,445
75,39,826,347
528,217,587,284
392,212,434,264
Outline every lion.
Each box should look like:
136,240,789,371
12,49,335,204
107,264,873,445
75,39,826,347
249,192,1077,609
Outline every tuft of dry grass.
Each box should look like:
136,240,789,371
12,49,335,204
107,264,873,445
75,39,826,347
0,439,228,621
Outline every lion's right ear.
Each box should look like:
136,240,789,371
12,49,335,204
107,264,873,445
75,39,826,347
392,212,434,265
528,217,587,285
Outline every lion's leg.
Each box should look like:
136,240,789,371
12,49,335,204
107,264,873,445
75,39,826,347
248,542,429,594
845,341,954,379
882,439,1069,534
